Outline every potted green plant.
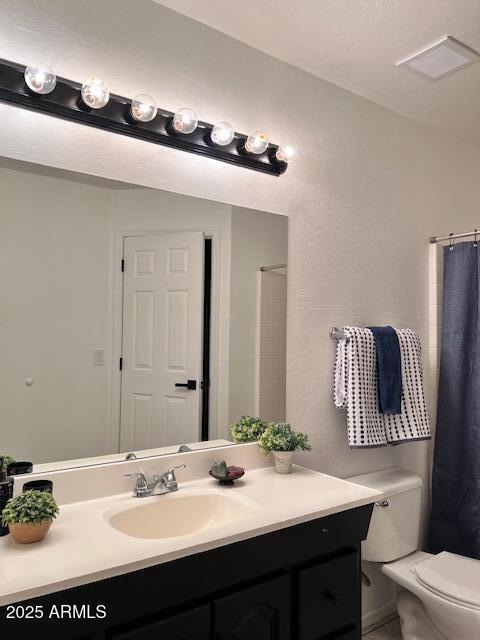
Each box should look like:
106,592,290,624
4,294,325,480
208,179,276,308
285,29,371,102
1,490,59,544
229,415,267,443
1,455,15,472
258,423,311,474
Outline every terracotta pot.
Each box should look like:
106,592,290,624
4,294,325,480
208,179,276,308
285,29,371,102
9,520,51,544
273,451,294,474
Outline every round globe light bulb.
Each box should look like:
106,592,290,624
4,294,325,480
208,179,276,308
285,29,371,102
131,93,157,122
81,78,110,109
24,63,56,95
245,130,269,155
211,121,235,146
275,145,295,163
173,107,198,134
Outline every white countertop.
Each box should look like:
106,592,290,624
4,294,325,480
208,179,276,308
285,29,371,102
0,465,381,606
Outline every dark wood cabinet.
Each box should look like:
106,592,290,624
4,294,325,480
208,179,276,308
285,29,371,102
297,551,359,640
0,505,372,640
111,605,210,640
331,628,357,640
214,575,290,640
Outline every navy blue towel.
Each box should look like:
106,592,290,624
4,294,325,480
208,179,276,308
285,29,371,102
368,326,402,414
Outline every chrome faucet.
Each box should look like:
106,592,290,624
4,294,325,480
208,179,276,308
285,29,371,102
124,464,186,498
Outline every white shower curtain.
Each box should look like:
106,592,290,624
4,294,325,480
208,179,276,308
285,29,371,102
255,270,287,423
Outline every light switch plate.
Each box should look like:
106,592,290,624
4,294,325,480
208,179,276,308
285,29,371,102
93,349,105,366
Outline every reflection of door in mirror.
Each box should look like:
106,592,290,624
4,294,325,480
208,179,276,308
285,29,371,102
120,232,204,451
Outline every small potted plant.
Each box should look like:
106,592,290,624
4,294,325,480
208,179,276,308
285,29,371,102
1,455,15,472
230,415,267,443
258,422,311,474
1,490,59,544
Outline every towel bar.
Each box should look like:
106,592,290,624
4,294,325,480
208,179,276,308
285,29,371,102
329,327,349,341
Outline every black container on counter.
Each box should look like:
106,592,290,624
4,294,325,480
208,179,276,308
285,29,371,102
0,457,14,536
7,461,33,476
23,479,53,494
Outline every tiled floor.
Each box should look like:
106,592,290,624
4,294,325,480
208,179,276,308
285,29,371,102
363,618,402,639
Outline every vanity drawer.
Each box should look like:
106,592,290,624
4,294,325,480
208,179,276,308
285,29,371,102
111,604,210,640
214,575,290,640
297,551,359,640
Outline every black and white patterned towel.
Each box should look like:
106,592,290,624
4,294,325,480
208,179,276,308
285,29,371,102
334,326,431,448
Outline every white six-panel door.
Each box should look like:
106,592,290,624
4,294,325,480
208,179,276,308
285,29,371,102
120,232,204,451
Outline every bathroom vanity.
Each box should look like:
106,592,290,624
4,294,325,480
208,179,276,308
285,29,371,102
0,451,380,640
1,505,371,640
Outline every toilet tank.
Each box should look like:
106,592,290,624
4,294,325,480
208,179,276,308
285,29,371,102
347,468,423,563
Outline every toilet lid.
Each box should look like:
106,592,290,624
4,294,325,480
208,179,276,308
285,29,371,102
415,552,480,609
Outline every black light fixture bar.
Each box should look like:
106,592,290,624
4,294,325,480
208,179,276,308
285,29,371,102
0,59,288,176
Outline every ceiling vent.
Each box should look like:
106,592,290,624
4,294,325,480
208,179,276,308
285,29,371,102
396,35,480,80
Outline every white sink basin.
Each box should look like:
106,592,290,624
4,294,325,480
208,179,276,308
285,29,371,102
107,492,257,539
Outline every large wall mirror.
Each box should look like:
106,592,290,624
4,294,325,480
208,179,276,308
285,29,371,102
0,158,287,470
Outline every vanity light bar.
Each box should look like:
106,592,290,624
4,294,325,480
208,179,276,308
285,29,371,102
0,59,290,177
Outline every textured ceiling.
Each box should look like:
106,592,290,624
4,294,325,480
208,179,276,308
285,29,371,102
157,0,480,147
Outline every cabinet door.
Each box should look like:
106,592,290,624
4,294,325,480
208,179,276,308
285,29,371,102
335,629,357,640
214,575,290,640
112,604,210,640
297,551,359,640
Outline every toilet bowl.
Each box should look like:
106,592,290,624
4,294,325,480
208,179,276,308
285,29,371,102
347,468,480,640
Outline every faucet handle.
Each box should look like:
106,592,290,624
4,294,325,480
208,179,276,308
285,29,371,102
124,472,147,480
166,463,187,475
163,463,186,490
124,472,148,496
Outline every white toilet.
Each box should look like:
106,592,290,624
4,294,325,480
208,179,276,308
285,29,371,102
348,468,480,640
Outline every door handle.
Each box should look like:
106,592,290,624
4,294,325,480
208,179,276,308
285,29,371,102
175,379,197,390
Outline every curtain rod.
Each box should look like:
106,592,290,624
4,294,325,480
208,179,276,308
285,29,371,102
430,229,479,244
260,264,287,271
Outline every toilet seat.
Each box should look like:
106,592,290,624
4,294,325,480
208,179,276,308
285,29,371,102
414,551,480,610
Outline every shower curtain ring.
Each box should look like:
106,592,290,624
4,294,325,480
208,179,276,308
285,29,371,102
474,229,478,247
449,233,455,251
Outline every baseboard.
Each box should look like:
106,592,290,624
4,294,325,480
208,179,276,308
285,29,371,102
362,602,397,635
